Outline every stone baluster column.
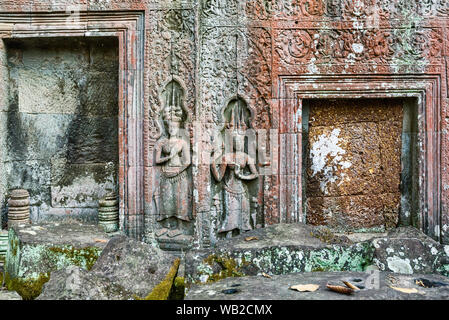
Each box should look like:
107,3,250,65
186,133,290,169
8,189,30,227
98,192,119,233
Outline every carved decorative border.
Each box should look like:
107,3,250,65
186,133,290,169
278,74,442,241
0,11,145,239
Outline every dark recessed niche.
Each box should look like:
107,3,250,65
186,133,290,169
1,36,119,224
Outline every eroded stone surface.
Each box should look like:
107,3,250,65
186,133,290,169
373,227,449,276
37,266,132,300
38,235,180,300
185,224,375,284
91,235,179,297
7,222,112,248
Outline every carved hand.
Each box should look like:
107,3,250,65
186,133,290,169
211,149,223,163
169,145,181,159
223,153,235,165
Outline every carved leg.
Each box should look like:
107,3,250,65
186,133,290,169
251,196,258,229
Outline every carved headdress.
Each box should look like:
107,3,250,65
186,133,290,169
162,80,184,122
226,99,248,134
162,104,183,122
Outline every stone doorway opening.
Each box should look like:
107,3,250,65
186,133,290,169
301,98,419,232
0,36,119,225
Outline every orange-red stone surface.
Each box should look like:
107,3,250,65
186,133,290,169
306,99,403,230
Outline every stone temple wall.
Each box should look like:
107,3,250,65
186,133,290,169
0,0,448,248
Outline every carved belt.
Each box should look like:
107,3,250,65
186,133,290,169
223,181,247,195
161,169,188,183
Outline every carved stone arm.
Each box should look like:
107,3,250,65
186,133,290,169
211,155,227,182
236,156,258,180
155,139,172,164
176,140,192,174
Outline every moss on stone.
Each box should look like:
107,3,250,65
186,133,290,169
188,241,377,284
136,258,180,300
437,264,449,278
48,246,101,271
5,271,50,300
170,276,185,300
310,227,352,244
201,254,246,283
10,238,19,257
311,267,326,272
311,229,334,244
304,244,375,273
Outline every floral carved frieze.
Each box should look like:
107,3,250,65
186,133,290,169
199,0,449,21
201,26,272,129
274,27,443,67
243,0,341,20
202,0,239,18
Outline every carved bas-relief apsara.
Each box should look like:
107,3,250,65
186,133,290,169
211,98,259,239
153,80,193,241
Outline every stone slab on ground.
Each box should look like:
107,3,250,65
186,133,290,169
185,224,449,284
37,266,133,300
4,222,114,299
185,271,449,300
38,235,181,300
185,224,374,284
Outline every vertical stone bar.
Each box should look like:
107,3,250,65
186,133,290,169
0,36,8,228
279,98,302,223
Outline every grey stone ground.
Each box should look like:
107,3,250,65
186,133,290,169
10,221,113,247
185,271,449,300
0,288,21,300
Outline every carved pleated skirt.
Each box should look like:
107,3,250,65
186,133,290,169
157,170,192,222
219,182,251,233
